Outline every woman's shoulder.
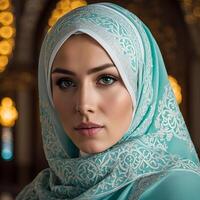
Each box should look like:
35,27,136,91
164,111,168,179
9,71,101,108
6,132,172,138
16,183,37,200
139,170,200,200
16,168,51,200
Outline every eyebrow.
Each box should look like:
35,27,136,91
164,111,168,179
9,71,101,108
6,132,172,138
51,63,115,76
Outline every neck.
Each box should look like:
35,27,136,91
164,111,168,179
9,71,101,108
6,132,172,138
79,150,89,157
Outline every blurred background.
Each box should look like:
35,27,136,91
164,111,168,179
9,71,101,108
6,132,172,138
0,0,199,199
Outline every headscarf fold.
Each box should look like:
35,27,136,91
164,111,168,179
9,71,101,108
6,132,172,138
17,3,200,200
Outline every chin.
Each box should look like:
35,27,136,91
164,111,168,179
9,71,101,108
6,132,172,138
79,142,108,154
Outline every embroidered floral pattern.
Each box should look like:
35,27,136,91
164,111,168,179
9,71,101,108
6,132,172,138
155,85,189,141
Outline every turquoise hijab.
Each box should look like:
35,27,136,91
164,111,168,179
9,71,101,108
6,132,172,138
17,3,200,200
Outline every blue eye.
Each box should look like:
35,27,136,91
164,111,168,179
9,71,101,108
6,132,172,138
98,75,117,86
55,75,117,90
56,78,75,89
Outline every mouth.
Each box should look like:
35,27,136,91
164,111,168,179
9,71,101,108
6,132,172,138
74,122,104,136
75,127,104,136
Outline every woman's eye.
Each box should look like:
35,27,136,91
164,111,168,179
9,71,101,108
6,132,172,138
56,78,75,89
98,75,117,86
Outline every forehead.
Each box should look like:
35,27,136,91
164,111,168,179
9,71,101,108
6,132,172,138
52,33,113,66
56,34,101,53
68,33,98,43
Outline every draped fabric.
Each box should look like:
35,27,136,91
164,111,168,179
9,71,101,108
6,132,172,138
17,3,200,200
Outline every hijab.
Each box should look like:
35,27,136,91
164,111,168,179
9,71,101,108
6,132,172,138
17,2,200,200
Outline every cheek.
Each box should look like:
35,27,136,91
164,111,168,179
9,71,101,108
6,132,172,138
53,91,73,121
102,88,133,122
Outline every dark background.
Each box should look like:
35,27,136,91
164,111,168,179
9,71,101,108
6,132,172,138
0,0,199,198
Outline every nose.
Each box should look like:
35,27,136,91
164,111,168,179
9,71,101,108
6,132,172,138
75,83,96,116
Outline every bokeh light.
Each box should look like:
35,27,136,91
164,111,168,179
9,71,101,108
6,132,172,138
0,97,18,127
0,0,15,73
168,75,182,104
0,55,8,72
48,0,87,28
0,0,10,11
1,127,13,161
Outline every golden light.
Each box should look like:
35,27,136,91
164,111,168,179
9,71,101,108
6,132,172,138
2,97,13,107
7,38,15,47
168,75,182,104
0,0,15,73
0,0,10,11
0,65,6,72
57,0,71,10
0,11,13,26
0,26,14,39
70,0,87,9
0,55,8,72
0,97,18,127
0,40,12,55
48,0,87,28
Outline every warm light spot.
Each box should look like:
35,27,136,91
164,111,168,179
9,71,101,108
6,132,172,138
0,97,18,127
2,97,13,107
57,0,71,10
7,37,15,47
0,0,10,11
70,0,87,9
48,17,57,27
0,11,14,26
0,40,12,55
0,26,14,39
0,55,8,72
48,0,87,28
52,8,64,19
0,0,15,72
168,75,182,104
0,65,6,72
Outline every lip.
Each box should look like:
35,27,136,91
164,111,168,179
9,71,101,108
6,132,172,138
75,127,104,137
74,122,104,137
74,122,103,129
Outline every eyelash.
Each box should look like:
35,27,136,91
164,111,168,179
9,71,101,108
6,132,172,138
55,74,118,90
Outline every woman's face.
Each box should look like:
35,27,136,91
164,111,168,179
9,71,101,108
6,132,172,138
51,34,133,154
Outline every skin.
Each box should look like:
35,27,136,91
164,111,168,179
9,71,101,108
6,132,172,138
51,34,133,154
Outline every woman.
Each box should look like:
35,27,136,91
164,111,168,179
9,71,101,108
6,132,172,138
17,2,200,200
